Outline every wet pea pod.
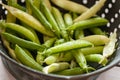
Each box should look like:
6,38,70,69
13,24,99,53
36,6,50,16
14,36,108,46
44,39,93,55
2,32,45,50
67,17,108,31
15,45,43,71
1,3,54,37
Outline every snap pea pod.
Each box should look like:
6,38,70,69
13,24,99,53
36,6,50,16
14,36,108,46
43,38,56,48
2,4,54,37
73,50,88,72
43,62,70,74
89,27,106,35
67,17,108,31
81,35,110,46
12,3,26,11
54,67,94,76
36,51,45,65
43,0,52,11
74,0,106,22
74,29,84,39
85,54,108,66
6,0,17,23
41,2,61,38
27,0,52,30
51,0,88,14
15,45,43,71
21,22,41,44
26,0,32,14
23,49,34,59
2,23,36,42
64,13,73,27
2,32,45,50
44,39,93,55
33,0,41,9
52,7,69,41
80,46,104,55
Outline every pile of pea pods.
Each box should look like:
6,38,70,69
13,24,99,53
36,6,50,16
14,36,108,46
0,0,117,75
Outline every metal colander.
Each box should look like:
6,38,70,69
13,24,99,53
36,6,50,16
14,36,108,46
0,0,120,80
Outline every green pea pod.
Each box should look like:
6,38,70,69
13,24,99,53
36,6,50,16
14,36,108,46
2,4,54,37
81,35,110,46
67,17,108,31
89,27,106,35
43,38,56,48
43,62,69,74
27,0,52,30
36,51,45,65
33,0,41,9
81,46,104,55
2,32,45,50
85,54,108,66
73,50,88,72
44,39,93,55
41,2,61,38
15,45,43,71
74,29,84,39
3,23,36,42
52,7,69,41
54,67,94,76
64,13,73,27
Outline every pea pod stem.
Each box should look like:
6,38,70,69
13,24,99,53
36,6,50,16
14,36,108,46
15,45,43,71
67,17,108,31
1,3,54,37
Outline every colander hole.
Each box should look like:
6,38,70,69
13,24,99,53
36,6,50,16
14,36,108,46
119,9,120,14
21,0,25,3
110,18,115,23
115,13,119,18
101,13,105,18
118,24,120,28
108,3,112,8
105,8,109,13
82,0,88,4
107,23,110,27
2,6,5,10
112,0,116,3
4,10,8,15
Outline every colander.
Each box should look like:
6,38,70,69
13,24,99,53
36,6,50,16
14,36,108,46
0,0,120,80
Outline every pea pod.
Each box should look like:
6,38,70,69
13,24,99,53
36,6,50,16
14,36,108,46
27,0,52,30
41,2,61,38
67,17,108,31
52,7,69,41
81,35,110,46
3,23,36,41
44,39,93,55
80,46,104,55
64,13,73,27
85,54,108,66
15,45,43,71
2,32,45,50
2,3,54,37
